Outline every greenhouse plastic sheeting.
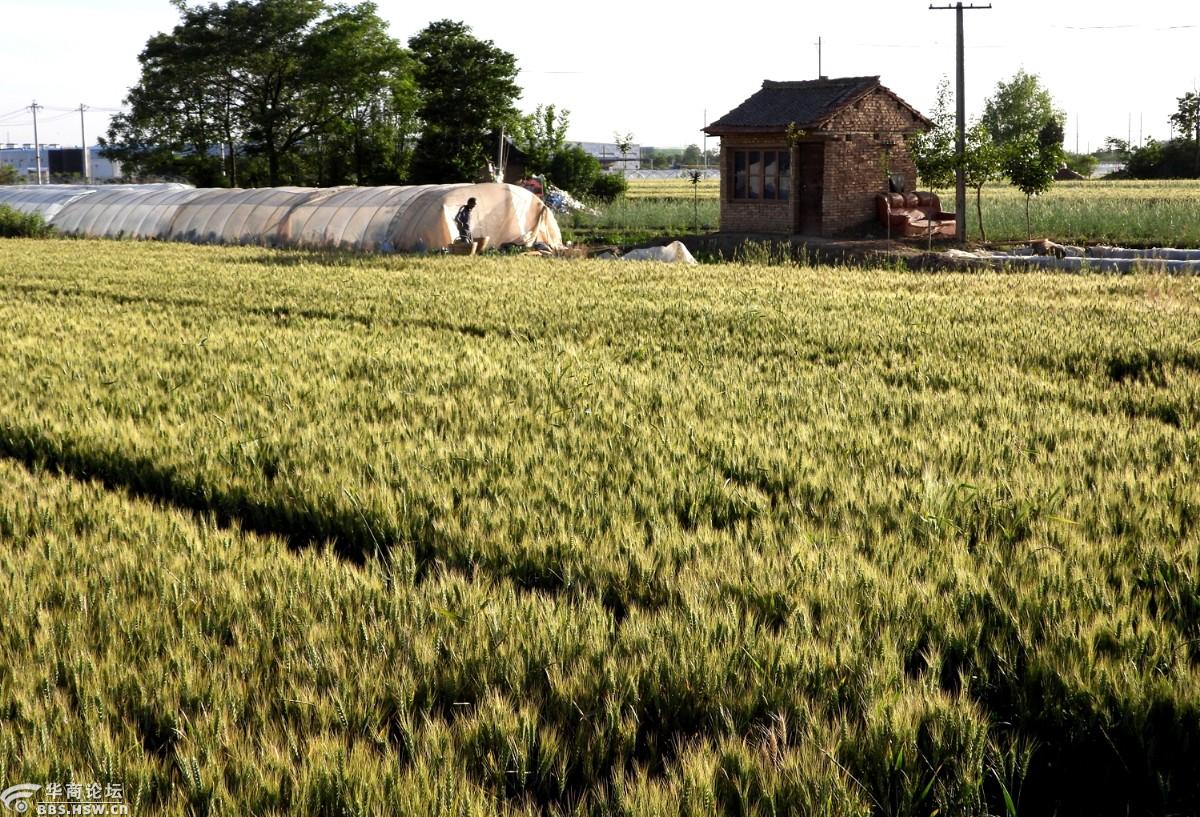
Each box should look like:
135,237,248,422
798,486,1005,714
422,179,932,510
0,182,561,251
0,183,190,223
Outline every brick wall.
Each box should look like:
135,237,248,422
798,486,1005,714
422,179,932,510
821,89,923,236
718,135,792,233
821,134,917,236
826,88,927,133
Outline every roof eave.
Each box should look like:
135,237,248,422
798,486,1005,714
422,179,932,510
703,123,819,136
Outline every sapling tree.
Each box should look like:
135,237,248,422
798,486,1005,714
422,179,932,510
1003,119,1065,239
513,104,570,176
910,77,956,189
613,131,635,174
688,170,702,233
962,122,1002,241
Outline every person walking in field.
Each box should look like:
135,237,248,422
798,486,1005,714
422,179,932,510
455,197,476,243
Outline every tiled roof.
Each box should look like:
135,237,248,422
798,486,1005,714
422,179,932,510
704,76,926,133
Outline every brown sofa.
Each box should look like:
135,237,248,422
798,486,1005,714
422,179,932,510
876,192,956,238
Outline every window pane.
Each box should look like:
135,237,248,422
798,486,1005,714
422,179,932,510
778,150,791,176
735,169,747,198
749,174,761,199
735,152,746,172
779,172,790,201
763,153,778,199
748,151,761,176
764,177,776,199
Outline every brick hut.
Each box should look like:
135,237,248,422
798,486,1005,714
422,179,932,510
704,76,931,237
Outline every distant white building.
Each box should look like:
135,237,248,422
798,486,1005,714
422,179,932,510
571,141,641,171
0,145,121,183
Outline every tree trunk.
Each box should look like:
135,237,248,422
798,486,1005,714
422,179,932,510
226,134,237,187
1025,195,1031,241
975,184,986,242
354,115,365,184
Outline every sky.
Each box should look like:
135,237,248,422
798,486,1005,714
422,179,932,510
1,0,1197,154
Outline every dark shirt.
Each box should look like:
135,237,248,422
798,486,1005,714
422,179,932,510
454,204,473,241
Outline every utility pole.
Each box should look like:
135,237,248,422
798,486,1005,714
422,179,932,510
497,125,505,182
817,37,823,77
30,101,44,185
703,109,708,170
930,2,991,244
78,103,90,184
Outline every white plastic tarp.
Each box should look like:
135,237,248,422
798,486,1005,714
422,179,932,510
620,241,697,264
944,244,1200,273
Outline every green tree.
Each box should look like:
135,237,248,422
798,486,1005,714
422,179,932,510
0,164,20,185
547,145,600,198
1004,119,1064,239
512,104,570,176
590,172,627,203
1168,91,1200,174
981,69,1063,150
961,121,1002,241
681,144,702,166
408,20,520,184
101,2,235,185
1101,136,1131,161
613,131,634,172
302,2,419,185
910,77,955,189
1063,151,1098,178
102,0,413,187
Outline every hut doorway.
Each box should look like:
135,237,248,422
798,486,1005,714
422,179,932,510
794,143,824,235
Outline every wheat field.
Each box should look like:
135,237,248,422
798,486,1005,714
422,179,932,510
620,177,1200,246
0,239,1198,816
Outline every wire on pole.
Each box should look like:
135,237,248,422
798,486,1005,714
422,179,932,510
929,2,992,245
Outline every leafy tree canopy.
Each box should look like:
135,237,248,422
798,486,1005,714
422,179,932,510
103,0,416,187
408,20,520,184
547,145,600,198
512,104,570,176
981,70,1063,149
1170,92,1200,142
